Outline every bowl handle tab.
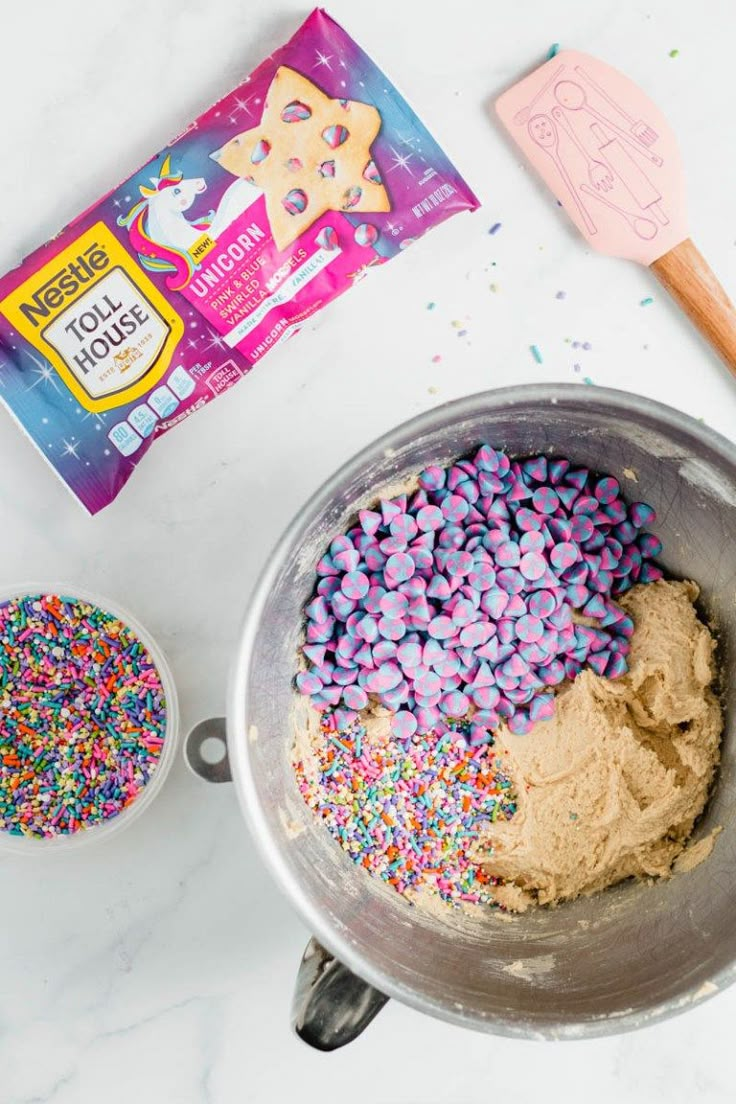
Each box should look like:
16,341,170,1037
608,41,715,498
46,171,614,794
183,718,232,783
292,937,389,1051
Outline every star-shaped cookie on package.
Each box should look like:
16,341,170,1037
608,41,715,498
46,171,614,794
212,66,391,250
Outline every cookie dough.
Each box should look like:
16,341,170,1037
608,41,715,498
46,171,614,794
474,580,722,910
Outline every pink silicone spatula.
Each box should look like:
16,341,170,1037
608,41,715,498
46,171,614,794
497,49,736,378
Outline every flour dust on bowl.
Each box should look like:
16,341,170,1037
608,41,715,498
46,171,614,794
0,584,178,853
193,385,736,1045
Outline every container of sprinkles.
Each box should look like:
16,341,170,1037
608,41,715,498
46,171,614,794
0,586,178,851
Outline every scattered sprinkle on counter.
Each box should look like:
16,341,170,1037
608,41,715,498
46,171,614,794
530,344,544,364
640,297,654,306
0,594,167,840
547,43,561,59
489,222,502,235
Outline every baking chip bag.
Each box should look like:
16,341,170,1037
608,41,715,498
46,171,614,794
0,8,479,513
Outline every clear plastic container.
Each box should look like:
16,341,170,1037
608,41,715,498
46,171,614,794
0,583,179,853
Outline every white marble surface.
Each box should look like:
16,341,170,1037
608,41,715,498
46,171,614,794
1,1,736,1100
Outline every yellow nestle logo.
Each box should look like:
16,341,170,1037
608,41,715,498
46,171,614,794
14,241,111,328
0,222,185,413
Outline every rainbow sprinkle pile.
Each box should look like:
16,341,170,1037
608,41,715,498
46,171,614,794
0,594,167,840
294,711,516,906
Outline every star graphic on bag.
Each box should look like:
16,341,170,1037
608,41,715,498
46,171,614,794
212,67,391,250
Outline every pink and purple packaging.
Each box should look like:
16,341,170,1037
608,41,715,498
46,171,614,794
0,8,478,513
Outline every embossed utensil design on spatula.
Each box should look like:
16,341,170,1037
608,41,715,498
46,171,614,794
552,106,614,192
575,63,659,147
497,49,736,380
528,112,597,235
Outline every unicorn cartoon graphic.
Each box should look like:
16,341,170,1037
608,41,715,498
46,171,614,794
118,155,260,291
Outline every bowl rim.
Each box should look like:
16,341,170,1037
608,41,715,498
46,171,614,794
0,582,179,853
227,382,736,1039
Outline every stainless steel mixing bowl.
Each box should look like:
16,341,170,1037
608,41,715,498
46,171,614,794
186,384,736,1047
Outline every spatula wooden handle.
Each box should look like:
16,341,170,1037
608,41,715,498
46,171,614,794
650,238,736,378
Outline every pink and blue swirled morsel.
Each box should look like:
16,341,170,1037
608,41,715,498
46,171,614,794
0,9,478,513
297,445,662,738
